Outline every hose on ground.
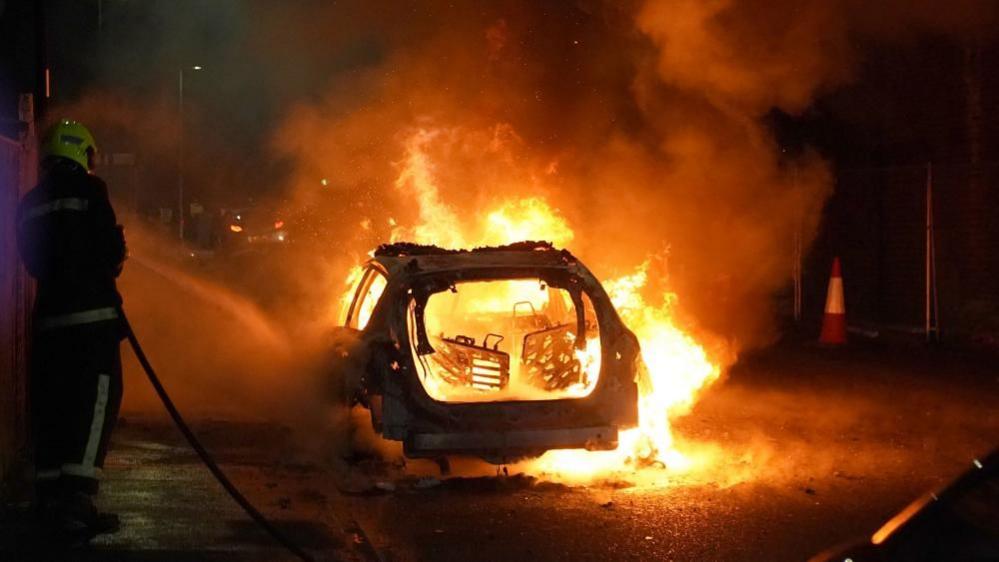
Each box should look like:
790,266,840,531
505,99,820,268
119,310,316,562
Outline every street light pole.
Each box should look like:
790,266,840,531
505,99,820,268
177,65,202,242
178,67,184,241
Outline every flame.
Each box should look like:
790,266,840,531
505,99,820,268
482,198,574,247
391,129,467,248
524,262,722,481
390,129,573,250
339,265,366,325
342,128,725,483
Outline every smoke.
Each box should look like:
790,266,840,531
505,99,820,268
44,1,998,424
269,0,998,351
113,219,308,419
620,0,996,345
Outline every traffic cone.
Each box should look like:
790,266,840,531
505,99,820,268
819,257,847,345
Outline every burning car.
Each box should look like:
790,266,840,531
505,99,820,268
334,241,642,464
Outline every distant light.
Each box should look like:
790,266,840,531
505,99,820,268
320,178,329,187
229,224,243,233
192,65,203,71
973,459,983,469
235,214,241,220
274,220,285,230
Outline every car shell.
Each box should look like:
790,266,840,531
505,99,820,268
333,241,641,463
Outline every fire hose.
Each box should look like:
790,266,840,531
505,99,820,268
119,310,317,562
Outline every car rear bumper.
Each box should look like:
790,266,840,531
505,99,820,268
404,425,618,459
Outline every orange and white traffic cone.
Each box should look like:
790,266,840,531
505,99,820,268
819,257,847,345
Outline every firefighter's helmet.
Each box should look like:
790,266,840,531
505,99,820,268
42,119,97,171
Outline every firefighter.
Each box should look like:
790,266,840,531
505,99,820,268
16,119,126,544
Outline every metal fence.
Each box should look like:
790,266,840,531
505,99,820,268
0,126,34,492
806,161,999,343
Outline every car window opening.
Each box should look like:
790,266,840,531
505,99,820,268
407,279,601,403
346,267,388,330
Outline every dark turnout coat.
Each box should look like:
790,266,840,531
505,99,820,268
17,160,126,321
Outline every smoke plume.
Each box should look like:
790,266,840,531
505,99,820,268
48,0,998,420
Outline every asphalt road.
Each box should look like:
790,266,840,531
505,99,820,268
3,342,997,561
338,343,999,562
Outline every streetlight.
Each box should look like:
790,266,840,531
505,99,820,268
178,64,203,241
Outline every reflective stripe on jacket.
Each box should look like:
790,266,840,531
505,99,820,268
17,161,126,318
36,307,119,330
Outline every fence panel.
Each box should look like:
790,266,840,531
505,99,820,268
810,161,999,341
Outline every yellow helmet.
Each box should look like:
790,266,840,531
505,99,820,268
42,119,97,171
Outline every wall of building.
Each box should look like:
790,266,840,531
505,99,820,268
0,122,34,495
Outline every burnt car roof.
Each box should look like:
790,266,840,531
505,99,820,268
370,241,582,277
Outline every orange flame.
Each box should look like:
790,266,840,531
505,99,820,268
528,262,722,481
342,128,725,483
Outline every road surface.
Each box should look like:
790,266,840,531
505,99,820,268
3,343,996,561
